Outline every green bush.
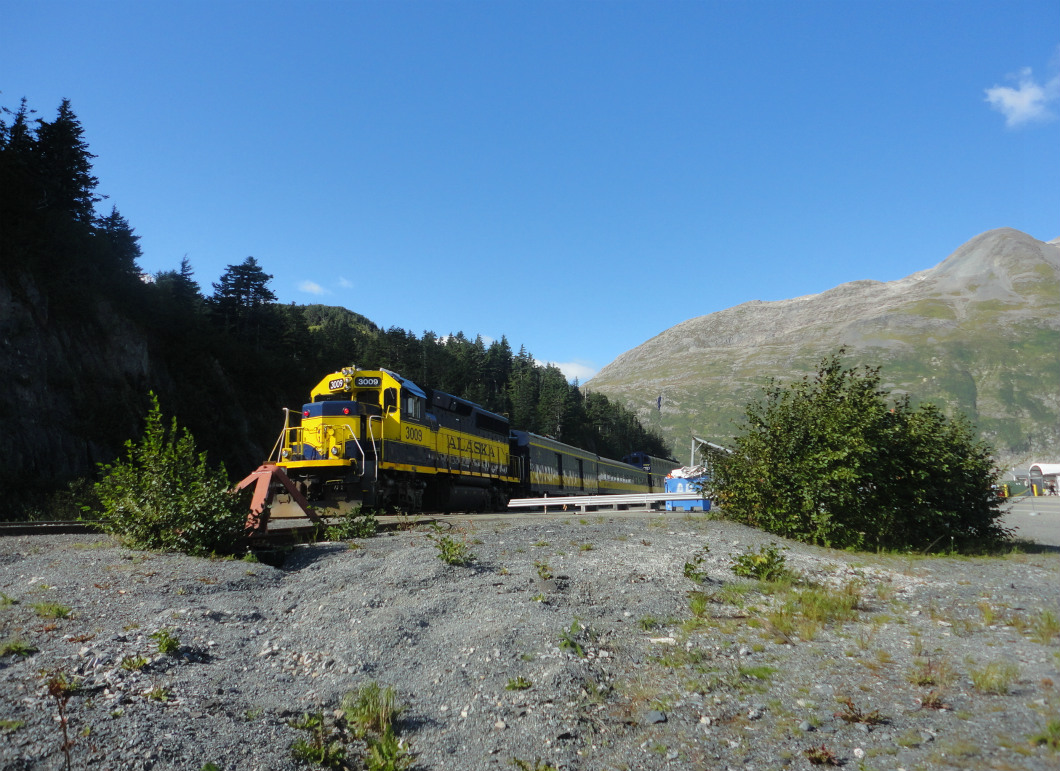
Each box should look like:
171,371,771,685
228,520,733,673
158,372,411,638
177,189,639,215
91,394,249,556
713,351,1009,551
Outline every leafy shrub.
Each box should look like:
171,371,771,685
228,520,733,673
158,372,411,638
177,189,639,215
92,394,250,556
426,527,475,566
713,351,1009,551
323,507,377,540
730,543,790,582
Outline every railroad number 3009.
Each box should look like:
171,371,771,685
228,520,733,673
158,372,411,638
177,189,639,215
404,426,424,442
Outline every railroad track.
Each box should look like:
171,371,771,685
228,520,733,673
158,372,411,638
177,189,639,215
0,520,98,536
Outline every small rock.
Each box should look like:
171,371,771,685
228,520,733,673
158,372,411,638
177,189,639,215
799,721,814,732
644,710,667,724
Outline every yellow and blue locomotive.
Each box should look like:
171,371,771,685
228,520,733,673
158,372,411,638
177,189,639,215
274,367,516,512
267,365,678,514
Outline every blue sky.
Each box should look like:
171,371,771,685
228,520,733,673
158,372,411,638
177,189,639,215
4,1,1058,382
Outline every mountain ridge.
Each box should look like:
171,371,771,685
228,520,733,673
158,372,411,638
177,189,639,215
587,228,1060,467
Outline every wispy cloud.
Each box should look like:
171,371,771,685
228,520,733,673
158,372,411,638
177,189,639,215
537,359,598,384
298,280,329,295
338,277,353,289
985,61,1060,127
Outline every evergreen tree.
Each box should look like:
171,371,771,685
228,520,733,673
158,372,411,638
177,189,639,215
34,99,100,223
95,206,142,279
155,257,203,316
0,98,39,274
210,256,277,338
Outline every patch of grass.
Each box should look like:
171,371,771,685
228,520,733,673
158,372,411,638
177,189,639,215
1030,610,1060,644
342,682,403,739
0,592,18,607
0,638,37,657
638,616,661,631
0,719,24,733
688,590,710,618
534,561,552,581
506,676,533,691
1029,715,1060,751
31,602,71,619
969,660,1020,694
739,664,778,681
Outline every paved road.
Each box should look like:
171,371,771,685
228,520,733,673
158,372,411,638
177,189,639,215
1001,495,1060,548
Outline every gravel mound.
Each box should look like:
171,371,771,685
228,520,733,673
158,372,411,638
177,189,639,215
2,513,1059,770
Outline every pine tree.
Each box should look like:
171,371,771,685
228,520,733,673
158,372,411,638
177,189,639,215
34,99,100,223
210,256,277,337
95,206,142,279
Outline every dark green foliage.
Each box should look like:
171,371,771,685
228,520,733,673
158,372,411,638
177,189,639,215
713,351,1008,551
92,394,249,556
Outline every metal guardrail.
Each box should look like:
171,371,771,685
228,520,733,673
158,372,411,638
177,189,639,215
507,491,708,512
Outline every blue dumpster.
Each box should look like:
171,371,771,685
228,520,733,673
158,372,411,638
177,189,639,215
665,476,711,512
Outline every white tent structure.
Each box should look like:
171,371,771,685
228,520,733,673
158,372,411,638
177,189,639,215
1028,463,1060,494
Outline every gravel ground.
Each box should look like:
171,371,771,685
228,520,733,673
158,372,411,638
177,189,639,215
2,512,1059,771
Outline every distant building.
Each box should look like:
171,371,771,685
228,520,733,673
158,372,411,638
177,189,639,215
1029,463,1060,495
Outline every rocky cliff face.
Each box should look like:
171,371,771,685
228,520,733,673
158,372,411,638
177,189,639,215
0,272,153,487
0,271,272,497
587,228,1060,467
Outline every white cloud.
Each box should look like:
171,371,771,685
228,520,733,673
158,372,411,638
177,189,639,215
298,280,329,295
338,277,353,289
985,65,1060,127
536,359,598,383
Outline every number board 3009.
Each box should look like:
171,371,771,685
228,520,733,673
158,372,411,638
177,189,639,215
355,377,382,387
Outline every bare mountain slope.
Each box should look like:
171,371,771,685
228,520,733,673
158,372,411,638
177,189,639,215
588,228,1060,466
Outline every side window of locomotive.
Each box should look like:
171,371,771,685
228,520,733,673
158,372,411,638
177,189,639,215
383,388,397,414
403,395,424,421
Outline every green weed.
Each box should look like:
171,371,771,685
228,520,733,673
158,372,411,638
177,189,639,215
290,712,346,768
506,676,533,691
150,628,180,655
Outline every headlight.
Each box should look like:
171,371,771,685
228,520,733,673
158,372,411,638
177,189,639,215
330,447,340,457
281,449,290,458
